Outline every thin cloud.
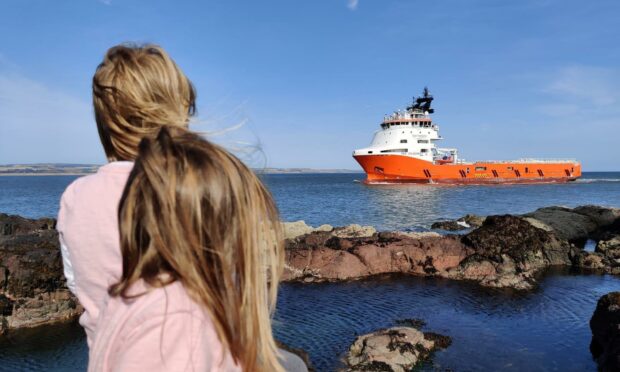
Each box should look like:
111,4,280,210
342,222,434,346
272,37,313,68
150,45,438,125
545,65,618,107
0,71,104,164
347,0,359,11
537,65,620,118
534,65,620,169
98,0,112,5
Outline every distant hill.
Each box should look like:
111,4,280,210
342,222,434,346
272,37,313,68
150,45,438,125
0,164,99,175
0,164,361,175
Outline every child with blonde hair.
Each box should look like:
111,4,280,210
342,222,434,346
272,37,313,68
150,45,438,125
58,44,196,346
90,127,284,371
57,44,302,371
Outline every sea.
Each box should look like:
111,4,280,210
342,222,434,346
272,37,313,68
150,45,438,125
1,172,620,371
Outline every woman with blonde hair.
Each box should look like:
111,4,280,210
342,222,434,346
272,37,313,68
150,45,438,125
89,127,285,371
57,44,303,370
58,44,196,347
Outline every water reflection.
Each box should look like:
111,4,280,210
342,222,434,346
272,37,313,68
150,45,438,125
360,183,447,230
274,271,618,372
263,172,620,231
0,270,616,371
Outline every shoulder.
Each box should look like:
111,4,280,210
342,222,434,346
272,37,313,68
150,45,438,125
57,162,133,227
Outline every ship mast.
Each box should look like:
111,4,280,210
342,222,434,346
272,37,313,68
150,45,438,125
407,87,435,114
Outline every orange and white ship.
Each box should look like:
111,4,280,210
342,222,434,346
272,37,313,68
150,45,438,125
353,88,581,184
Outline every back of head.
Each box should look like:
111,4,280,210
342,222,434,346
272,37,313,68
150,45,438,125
113,127,284,372
93,44,196,161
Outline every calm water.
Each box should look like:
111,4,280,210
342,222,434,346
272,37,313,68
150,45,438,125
1,172,620,371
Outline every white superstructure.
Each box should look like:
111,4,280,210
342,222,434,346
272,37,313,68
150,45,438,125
352,108,459,164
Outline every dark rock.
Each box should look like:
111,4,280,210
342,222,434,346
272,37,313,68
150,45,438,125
431,214,486,231
574,251,607,270
522,205,620,243
463,215,575,267
0,294,13,316
447,214,577,289
423,332,453,349
0,213,82,336
395,318,426,329
459,214,486,228
575,235,620,275
1,213,56,236
573,205,620,229
590,292,620,371
431,220,468,231
597,235,620,259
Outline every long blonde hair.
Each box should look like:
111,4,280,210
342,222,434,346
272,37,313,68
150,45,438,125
92,44,196,161
111,127,284,372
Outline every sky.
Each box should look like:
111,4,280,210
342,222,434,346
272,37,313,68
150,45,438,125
0,0,619,170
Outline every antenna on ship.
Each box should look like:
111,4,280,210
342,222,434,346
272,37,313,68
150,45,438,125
407,87,434,113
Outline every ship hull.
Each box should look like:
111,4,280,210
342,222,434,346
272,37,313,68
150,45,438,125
353,154,581,184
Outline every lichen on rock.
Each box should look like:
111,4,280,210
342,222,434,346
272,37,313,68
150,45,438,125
345,326,450,372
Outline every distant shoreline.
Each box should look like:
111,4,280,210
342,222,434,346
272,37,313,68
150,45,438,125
0,164,363,176
0,173,97,177
2,164,616,176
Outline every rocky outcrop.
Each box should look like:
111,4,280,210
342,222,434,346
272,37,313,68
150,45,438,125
523,205,620,243
283,214,578,289
595,235,620,275
345,327,450,372
283,221,333,240
431,214,486,231
590,292,620,371
283,232,470,282
574,234,620,275
284,206,620,290
0,214,81,336
282,221,377,240
448,214,579,289
433,205,620,241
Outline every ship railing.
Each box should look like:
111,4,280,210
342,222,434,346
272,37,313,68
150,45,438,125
482,158,579,164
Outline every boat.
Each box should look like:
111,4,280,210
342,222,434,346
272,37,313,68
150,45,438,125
353,88,581,184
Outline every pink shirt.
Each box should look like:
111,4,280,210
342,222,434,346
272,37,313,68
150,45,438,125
88,280,239,372
57,161,133,346
57,162,238,371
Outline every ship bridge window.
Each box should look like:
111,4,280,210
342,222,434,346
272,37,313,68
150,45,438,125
367,151,373,154
380,148,408,153
417,139,429,144
400,139,408,143
421,149,429,153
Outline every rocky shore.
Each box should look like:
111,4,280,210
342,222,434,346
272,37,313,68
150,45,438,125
0,214,81,336
2,205,620,369
283,205,620,290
